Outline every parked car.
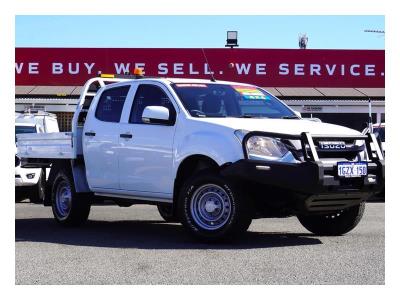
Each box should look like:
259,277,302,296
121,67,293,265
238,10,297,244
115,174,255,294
15,111,59,203
16,72,384,241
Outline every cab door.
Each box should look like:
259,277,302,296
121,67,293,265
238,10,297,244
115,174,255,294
118,83,178,197
83,84,132,190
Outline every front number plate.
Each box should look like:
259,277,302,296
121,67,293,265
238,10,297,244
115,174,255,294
337,162,368,178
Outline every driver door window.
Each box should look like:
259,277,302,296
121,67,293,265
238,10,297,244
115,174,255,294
129,84,176,124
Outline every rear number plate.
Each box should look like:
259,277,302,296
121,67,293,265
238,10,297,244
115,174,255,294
337,162,368,178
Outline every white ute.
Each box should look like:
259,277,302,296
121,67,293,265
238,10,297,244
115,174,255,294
16,72,385,241
15,111,59,203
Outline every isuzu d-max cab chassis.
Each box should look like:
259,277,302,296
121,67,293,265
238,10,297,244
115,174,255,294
17,73,385,241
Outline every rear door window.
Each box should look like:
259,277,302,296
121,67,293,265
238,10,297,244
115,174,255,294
95,85,130,122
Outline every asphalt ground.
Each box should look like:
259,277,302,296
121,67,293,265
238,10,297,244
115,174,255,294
15,201,385,285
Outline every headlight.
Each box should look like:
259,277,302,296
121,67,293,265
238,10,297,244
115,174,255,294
246,136,289,160
26,173,35,179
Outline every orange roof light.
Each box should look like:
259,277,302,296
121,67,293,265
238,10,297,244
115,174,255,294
133,68,144,76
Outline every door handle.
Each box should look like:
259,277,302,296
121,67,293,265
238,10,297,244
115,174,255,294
120,133,133,139
84,131,96,137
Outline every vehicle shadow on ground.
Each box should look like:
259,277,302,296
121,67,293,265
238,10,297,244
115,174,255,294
15,217,322,250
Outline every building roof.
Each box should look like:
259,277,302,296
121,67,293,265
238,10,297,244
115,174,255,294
315,88,365,97
15,86,36,95
354,88,385,97
263,87,282,96
15,98,79,105
275,87,325,97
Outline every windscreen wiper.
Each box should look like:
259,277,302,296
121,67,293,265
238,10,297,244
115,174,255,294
190,110,207,117
281,115,299,119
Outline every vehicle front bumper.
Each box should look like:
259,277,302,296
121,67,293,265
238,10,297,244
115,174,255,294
15,166,41,187
221,159,384,213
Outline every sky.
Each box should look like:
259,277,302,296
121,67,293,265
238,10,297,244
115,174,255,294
15,15,384,49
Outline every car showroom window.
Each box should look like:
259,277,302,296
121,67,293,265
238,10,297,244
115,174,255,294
129,84,176,124
95,85,130,122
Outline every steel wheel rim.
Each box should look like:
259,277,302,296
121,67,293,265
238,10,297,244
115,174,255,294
190,184,232,230
55,180,72,219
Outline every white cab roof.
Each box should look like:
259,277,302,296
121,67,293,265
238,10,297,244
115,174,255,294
163,78,254,86
102,77,255,87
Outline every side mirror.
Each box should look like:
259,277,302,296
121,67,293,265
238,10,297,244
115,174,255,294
294,111,302,118
142,106,171,125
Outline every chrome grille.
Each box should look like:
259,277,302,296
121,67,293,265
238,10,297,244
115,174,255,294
285,140,364,162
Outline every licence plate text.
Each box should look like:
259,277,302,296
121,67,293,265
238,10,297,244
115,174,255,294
337,162,368,178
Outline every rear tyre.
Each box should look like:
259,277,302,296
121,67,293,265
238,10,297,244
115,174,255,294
297,202,365,236
178,171,252,242
157,204,178,222
29,170,45,204
51,169,91,226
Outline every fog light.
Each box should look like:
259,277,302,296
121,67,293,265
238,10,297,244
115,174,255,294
26,173,35,179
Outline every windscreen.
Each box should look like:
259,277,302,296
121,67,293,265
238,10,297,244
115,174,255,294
172,83,296,119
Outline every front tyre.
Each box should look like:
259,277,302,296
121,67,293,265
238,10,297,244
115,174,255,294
51,169,91,226
297,202,365,236
178,171,252,242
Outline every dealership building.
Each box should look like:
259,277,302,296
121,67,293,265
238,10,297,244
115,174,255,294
15,48,384,131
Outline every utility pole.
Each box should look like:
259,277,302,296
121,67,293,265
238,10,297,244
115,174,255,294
354,88,373,133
